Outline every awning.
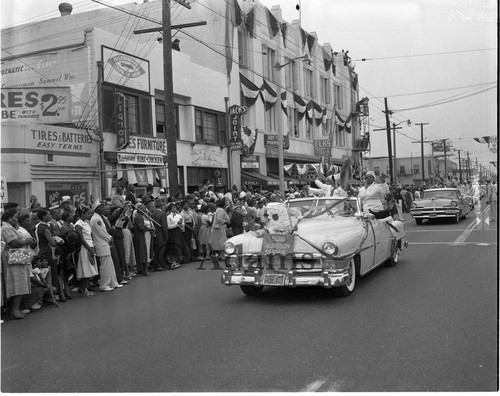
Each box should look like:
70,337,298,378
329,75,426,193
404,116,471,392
241,171,279,187
116,164,167,187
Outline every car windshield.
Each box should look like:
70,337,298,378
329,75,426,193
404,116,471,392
422,191,457,200
287,198,358,220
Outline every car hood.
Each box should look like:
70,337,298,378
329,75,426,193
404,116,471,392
227,216,366,256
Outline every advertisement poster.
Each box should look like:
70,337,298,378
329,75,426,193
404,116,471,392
45,182,89,207
102,46,150,93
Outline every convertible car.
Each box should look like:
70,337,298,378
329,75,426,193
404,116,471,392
410,187,471,225
221,197,408,297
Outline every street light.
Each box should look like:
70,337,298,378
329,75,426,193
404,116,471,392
273,54,312,196
392,119,411,184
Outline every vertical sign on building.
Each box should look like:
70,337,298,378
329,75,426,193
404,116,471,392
116,92,128,150
229,105,246,151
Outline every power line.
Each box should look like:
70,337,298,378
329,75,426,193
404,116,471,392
354,47,497,62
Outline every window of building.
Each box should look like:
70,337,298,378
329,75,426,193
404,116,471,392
413,164,420,174
284,57,298,90
399,166,406,175
264,104,277,133
238,30,252,69
262,44,277,83
320,77,330,104
195,108,227,145
155,99,179,139
103,84,152,136
322,117,332,137
334,83,343,109
304,68,314,98
287,107,300,138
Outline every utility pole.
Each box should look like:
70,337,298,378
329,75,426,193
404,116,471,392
475,157,479,179
466,151,470,180
442,138,449,177
133,1,203,197
392,123,403,184
455,149,463,184
415,123,429,184
97,60,106,197
383,98,393,185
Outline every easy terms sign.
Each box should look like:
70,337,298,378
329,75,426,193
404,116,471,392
1,87,72,123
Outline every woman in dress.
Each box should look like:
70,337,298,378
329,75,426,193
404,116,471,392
210,198,230,258
74,207,98,297
166,203,188,267
197,204,211,259
133,204,155,275
1,209,36,318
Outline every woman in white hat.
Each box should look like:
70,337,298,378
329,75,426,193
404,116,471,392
357,171,390,218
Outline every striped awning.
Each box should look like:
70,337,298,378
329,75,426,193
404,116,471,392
116,164,167,187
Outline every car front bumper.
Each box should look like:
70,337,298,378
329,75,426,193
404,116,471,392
410,208,460,219
221,267,351,289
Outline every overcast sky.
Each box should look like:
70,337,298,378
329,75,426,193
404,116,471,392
2,0,497,173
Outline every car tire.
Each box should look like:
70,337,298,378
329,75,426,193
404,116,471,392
415,218,423,225
385,238,399,267
240,285,264,296
334,257,356,297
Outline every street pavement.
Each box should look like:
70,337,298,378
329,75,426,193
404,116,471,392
1,203,497,392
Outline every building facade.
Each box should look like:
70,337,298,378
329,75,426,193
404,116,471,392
1,0,365,208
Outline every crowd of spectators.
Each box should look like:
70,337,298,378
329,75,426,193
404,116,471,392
0,173,491,320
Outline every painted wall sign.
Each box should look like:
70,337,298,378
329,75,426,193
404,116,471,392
102,46,150,93
1,87,72,123
313,139,332,156
1,123,95,154
241,155,260,169
45,181,89,208
119,136,167,156
1,47,90,122
117,153,164,165
264,134,290,149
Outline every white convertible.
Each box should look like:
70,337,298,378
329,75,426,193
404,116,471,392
221,197,408,297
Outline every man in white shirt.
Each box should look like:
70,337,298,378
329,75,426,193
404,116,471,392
358,171,390,218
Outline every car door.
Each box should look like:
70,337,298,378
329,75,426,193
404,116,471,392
371,218,392,266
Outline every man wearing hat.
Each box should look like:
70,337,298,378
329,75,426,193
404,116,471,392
90,200,122,291
60,196,76,216
358,171,390,218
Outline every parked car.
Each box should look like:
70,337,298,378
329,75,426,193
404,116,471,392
410,188,471,225
221,197,408,297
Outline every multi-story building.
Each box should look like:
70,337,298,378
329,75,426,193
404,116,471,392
1,0,365,208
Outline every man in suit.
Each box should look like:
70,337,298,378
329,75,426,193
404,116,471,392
148,198,170,270
90,200,122,291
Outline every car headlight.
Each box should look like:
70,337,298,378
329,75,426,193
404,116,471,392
322,241,338,255
224,242,236,255
411,202,417,209
450,201,457,207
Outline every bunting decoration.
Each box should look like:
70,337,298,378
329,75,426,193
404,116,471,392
306,34,316,53
284,163,343,182
473,136,497,153
260,79,277,110
266,8,280,38
280,23,288,47
490,161,497,168
240,73,260,106
300,28,308,48
241,126,258,155
224,0,243,84
335,109,353,133
281,91,287,115
293,92,307,120
245,7,255,38
322,47,333,72
305,100,325,126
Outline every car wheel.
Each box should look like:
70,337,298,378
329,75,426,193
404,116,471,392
415,218,423,225
385,239,399,267
240,285,264,296
334,257,356,297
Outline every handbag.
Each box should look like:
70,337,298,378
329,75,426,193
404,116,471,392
7,248,34,265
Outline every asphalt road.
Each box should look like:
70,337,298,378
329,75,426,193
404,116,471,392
1,203,497,392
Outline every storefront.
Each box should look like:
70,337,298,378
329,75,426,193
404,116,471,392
1,122,98,208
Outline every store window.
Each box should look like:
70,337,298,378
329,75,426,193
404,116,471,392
103,84,152,136
195,108,227,145
187,167,227,193
155,99,179,139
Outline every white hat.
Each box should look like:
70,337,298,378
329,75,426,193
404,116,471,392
62,196,71,202
366,171,376,178
160,188,166,193
91,199,103,212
